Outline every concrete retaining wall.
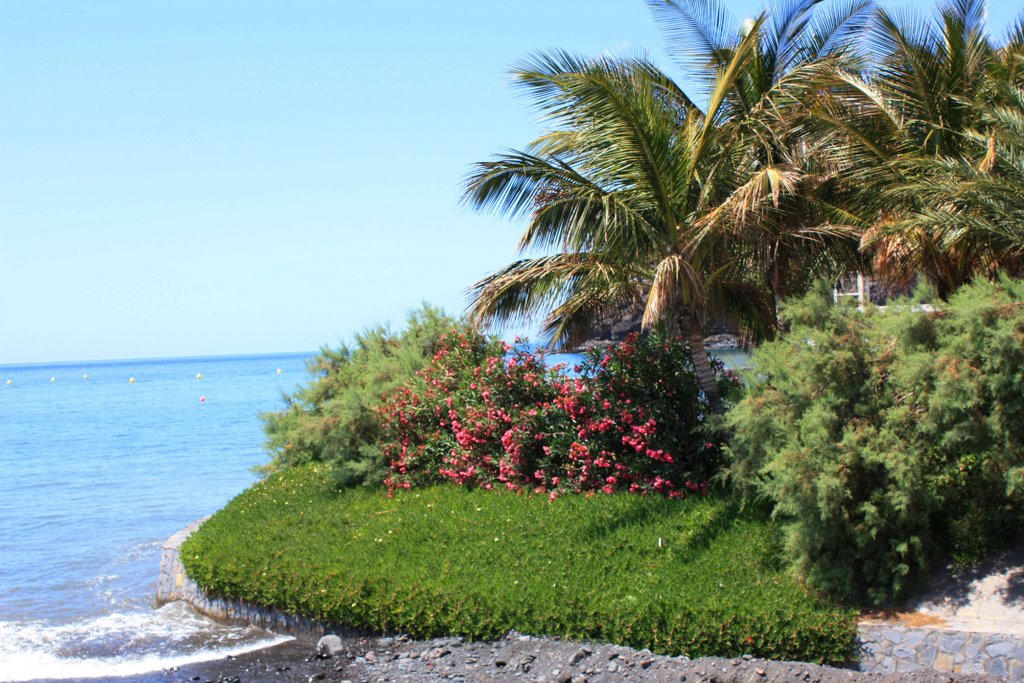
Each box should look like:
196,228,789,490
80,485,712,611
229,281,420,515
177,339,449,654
158,521,1024,677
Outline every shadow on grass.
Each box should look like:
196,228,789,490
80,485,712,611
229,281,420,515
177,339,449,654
572,495,703,544
573,494,778,565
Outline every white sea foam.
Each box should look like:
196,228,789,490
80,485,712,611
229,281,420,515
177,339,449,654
0,603,292,682
112,540,163,566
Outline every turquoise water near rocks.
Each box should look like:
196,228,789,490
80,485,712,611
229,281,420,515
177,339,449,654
0,353,310,681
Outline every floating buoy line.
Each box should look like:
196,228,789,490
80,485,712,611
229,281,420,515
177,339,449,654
2,367,286,386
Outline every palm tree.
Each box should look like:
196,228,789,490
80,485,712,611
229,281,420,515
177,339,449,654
818,0,1022,297
871,15,1024,272
649,0,873,315
463,44,765,410
463,1,874,410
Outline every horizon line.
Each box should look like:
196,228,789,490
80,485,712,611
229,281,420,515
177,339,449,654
0,349,315,370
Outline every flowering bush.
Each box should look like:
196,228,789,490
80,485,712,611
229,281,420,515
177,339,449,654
380,331,738,498
260,304,469,488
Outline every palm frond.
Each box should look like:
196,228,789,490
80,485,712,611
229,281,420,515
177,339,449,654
806,0,875,63
696,14,767,161
644,254,705,328
463,151,599,224
939,0,986,39
869,6,942,128
714,163,803,229
646,0,740,84
466,253,645,333
769,0,821,78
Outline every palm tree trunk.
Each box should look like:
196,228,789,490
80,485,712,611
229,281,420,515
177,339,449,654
684,317,722,414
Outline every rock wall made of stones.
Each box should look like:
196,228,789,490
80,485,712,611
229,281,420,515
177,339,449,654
156,518,352,640
857,624,1024,678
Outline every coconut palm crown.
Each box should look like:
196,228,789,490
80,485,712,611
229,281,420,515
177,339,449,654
818,0,1024,296
463,0,873,409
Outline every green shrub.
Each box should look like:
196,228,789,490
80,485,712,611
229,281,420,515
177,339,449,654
260,303,468,487
182,465,856,663
727,278,1024,603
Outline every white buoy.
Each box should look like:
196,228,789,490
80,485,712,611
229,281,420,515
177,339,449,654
50,377,56,383
83,373,89,380
196,373,202,380
276,368,282,375
129,376,135,384
5,379,11,385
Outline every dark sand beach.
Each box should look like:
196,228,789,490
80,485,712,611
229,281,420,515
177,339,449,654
31,632,1006,683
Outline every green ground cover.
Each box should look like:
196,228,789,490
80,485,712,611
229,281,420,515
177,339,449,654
182,464,856,663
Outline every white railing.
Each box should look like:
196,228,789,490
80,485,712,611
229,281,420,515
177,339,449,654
834,273,869,309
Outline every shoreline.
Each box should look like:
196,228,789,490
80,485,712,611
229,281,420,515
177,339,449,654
29,631,1008,683
154,505,1024,681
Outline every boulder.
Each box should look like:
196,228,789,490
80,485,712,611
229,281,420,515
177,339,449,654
316,634,344,659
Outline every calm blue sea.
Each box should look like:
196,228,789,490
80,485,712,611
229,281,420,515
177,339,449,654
0,347,749,681
0,352,312,681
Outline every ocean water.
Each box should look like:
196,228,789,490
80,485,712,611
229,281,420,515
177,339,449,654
0,353,311,682
0,346,749,682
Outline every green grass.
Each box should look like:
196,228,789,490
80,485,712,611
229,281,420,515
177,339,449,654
182,465,857,663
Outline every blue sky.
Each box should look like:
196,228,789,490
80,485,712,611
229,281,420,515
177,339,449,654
1,1,1019,364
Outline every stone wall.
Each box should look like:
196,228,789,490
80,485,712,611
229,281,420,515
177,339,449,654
158,521,1024,677
155,518,205,608
156,518,356,640
857,624,1024,678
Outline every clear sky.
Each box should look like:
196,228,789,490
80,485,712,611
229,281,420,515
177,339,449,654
1,1,1019,364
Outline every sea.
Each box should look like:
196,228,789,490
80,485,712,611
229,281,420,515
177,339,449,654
0,352,312,682
0,347,749,682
